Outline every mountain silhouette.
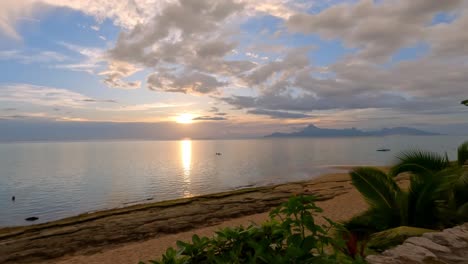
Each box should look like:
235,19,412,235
266,124,440,138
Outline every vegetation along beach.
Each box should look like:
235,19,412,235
1,0,468,263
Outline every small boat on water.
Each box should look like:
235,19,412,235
376,148,391,152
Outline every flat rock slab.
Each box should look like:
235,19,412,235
0,173,355,264
367,223,468,264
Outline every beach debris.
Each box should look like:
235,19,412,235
216,152,222,156
11,196,15,201
25,217,39,222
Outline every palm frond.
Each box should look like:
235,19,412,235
407,173,446,228
453,172,468,211
441,167,468,188
456,202,468,220
396,191,409,226
350,167,401,210
390,150,450,177
457,141,468,166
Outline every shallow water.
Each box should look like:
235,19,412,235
0,136,466,226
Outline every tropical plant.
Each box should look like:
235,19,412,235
346,141,468,238
391,142,468,226
141,195,362,264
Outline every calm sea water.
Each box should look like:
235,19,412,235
0,136,466,227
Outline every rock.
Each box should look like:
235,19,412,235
382,243,440,263
367,223,468,264
406,237,451,253
25,217,39,221
423,232,468,249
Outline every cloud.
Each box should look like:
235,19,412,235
99,60,141,89
53,42,107,74
208,107,219,112
193,115,228,121
2,0,468,128
287,0,464,61
102,0,250,91
147,70,226,94
222,52,468,113
247,108,313,119
0,83,96,107
0,50,67,64
243,47,311,87
0,0,38,40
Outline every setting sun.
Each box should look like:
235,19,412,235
176,113,195,124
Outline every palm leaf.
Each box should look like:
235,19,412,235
456,202,468,219
390,150,450,177
458,141,468,166
406,172,446,228
350,167,401,210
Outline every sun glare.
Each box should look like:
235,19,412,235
176,113,195,124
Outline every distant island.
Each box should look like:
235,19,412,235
265,124,440,138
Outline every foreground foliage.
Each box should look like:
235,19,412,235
141,195,362,264
345,141,468,252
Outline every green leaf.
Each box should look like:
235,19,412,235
458,141,468,166
368,226,435,252
350,167,401,210
391,150,450,177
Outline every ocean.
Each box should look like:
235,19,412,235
0,135,466,226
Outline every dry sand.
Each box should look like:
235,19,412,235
49,175,369,264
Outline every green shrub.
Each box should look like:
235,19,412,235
140,195,361,264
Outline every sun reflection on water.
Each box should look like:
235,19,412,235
180,139,192,197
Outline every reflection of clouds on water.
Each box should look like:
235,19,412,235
180,139,192,197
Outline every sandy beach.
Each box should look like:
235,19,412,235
1,168,404,264
53,181,368,264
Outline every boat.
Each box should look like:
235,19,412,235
376,148,391,152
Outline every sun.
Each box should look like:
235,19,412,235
176,113,195,124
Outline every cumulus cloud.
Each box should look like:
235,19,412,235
103,0,250,91
2,0,468,126
0,0,173,40
99,60,141,89
287,0,464,61
147,70,226,94
216,1,468,121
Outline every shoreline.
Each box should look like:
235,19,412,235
0,169,393,264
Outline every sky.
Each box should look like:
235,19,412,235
0,0,467,140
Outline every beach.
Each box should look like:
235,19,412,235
0,168,407,264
